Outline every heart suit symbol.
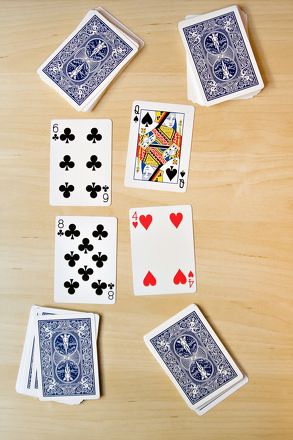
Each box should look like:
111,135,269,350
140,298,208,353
170,212,183,229
143,271,156,286
139,214,152,230
173,269,187,285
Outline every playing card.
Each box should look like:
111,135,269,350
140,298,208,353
125,101,195,192
144,304,247,414
129,205,196,295
50,119,112,206
54,216,117,304
29,306,100,405
35,314,99,400
16,306,100,405
37,9,140,111
16,306,39,397
185,11,256,103
178,5,264,105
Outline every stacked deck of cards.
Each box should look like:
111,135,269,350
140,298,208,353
37,8,143,111
145,304,248,415
16,306,100,404
178,5,264,106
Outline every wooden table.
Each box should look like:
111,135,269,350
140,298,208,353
1,1,293,439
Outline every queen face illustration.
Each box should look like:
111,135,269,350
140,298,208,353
142,165,154,180
164,113,176,128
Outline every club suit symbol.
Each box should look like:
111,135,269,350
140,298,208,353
78,238,94,254
59,155,75,171
78,265,94,281
59,182,74,198
60,127,75,143
65,224,80,240
64,279,79,294
87,128,102,143
92,280,107,295
86,155,102,170
86,182,101,198
92,252,108,268
92,224,108,240
64,251,80,267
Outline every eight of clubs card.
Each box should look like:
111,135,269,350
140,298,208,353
50,119,112,206
129,205,196,295
125,101,195,192
55,216,117,304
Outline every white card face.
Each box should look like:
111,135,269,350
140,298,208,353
129,205,196,295
54,216,117,304
144,304,245,412
125,101,195,192
50,119,112,206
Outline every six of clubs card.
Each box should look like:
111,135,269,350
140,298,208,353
129,205,196,295
50,119,112,206
125,101,195,192
54,216,117,304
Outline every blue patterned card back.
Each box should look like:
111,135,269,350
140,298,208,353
148,308,239,406
40,13,134,106
38,316,97,398
181,10,260,102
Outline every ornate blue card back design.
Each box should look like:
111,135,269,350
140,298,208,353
150,311,238,405
38,317,96,397
182,12,259,101
42,15,134,105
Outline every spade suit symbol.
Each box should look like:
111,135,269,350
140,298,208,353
166,166,177,181
141,112,153,127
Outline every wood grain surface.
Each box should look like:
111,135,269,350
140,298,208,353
1,1,293,439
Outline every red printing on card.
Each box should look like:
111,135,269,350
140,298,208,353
170,212,183,228
139,214,152,230
143,271,156,286
173,269,187,285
